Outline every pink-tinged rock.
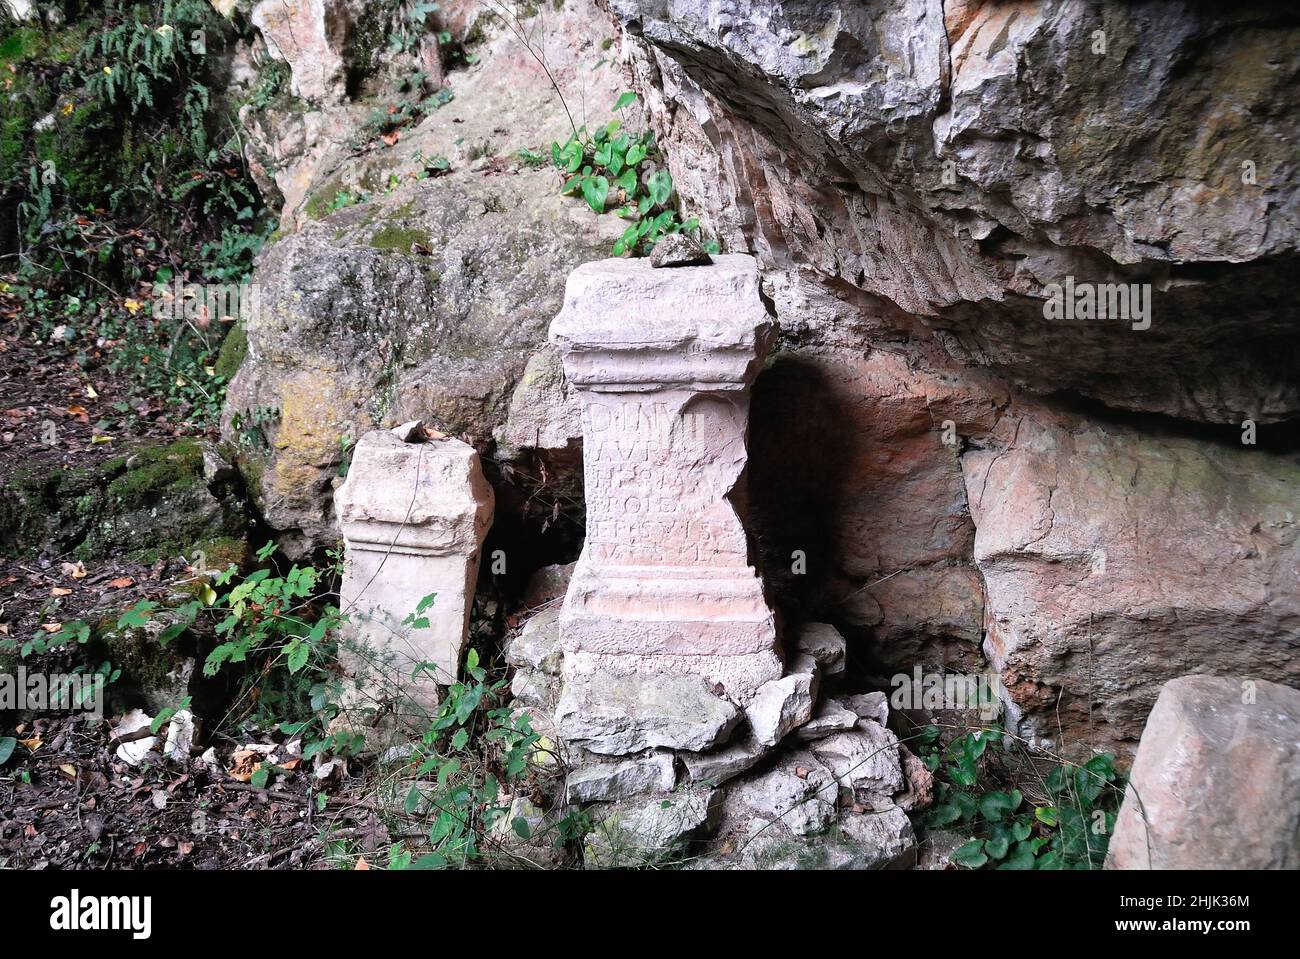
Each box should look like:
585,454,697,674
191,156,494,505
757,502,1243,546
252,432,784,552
964,413,1300,757
1108,675,1300,870
334,430,493,719
550,255,783,704
251,0,351,103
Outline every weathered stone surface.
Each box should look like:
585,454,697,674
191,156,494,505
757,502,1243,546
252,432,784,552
841,692,890,728
895,745,935,813
334,430,493,716
838,804,917,869
250,0,352,103
551,254,783,703
745,667,818,747
746,344,994,679
680,737,767,787
795,698,860,742
618,0,1300,424
725,755,839,838
1108,675,1300,870
964,414,1300,755
555,671,741,755
504,607,564,677
796,623,847,679
223,0,630,554
649,231,712,268
565,751,676,804
584,788,719,867
519,562,576,612
811,726,905,801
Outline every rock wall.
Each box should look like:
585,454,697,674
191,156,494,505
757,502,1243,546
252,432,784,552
607,0,1300,757
222,0,1300,759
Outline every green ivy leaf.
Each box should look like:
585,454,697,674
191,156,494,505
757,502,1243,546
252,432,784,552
0,737,15,765
647,169,673,206
613,90,637,111
984,836,1010,860
581,175,610,213
952,840,988,869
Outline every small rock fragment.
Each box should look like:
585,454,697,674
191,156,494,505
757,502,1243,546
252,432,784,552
565,751,676,803
649,232,712,268
745,666,818,747
796,623,847,679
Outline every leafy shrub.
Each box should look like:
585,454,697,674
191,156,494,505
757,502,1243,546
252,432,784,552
918,724,1123,869
550,92,716,257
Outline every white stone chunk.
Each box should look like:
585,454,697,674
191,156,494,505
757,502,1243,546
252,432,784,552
795,698,860,741
796,622,848,678
555,670,740,754
745,669,818,747
565,751,677,803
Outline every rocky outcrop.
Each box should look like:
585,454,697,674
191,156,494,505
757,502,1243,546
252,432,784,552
223,0,631,553
615,0,1300,424
609,0,1300,757
222,0,1300,764
965,411,1300,755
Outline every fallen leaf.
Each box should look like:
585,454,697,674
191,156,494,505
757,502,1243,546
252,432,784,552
124,298,142,314
60,561,88,579
66,404,89,423
228,749,263,783
355,857,370,871
41,622,61,633
381,131,400,146
20,735,42,752
50,587,73,597
90,434,113,444
0,624,8,636
85,384,98,399
107,576,135,589
58,764,77,778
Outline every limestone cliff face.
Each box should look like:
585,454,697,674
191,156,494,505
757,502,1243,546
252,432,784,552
224,0,1300,758
610,0,1300,756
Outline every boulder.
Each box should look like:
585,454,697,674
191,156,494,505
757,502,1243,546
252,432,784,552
583,788,720,868
811,726,906,802
795,623,848,679
1107,675,1300,870
504,607,564,677
724,755,839,837
555,671,741,755
680,737,767,787
964,414,1300,755
565,751,676,804
795,698,860,741
745,665,819,747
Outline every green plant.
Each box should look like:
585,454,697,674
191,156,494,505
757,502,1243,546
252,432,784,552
387,641,587,868
550,92,713,257
918,725,1123,869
